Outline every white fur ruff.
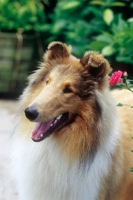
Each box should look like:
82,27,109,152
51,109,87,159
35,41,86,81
11,90,119,200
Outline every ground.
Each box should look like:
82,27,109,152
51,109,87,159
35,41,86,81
0,99,19,200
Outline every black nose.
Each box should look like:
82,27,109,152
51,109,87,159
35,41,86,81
25,107,39,121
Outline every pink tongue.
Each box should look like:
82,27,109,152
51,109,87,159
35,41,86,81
32,119,53,140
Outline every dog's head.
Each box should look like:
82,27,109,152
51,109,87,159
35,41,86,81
24,41,111,143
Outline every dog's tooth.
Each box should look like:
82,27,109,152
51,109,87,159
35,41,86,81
56,114,62,120
54,119,58,124
40,134,43,138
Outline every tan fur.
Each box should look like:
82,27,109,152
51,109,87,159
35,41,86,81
111,89,133,200
54,98,100,162
98,89,133,200
13,42,133,200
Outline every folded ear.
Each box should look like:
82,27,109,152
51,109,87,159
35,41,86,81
44,41,71,61
80,51,111,80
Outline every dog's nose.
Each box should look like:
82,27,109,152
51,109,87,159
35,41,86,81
25,107,39,121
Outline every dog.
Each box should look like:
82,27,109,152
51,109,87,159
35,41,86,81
12,41,133,200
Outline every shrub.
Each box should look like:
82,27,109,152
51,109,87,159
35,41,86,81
0,0,47,33
49,0,133,66
88,15,133,64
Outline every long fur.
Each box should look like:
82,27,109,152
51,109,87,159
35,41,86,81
12,41,133,200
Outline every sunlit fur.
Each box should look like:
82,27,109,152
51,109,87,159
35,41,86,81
12,42,133,200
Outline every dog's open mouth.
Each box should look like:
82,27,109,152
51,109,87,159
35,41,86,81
32,113,69,142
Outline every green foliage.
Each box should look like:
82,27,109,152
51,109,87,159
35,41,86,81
117,103,123,107
88,15,133,64
0,0,47,32
0,0,133,65
49,0,133,65
48,0,109,56
117,103,133,108
130,167,133,172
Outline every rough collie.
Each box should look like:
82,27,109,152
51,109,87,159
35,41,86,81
12,41,133,200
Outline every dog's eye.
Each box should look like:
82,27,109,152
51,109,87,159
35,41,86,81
63,87,73,94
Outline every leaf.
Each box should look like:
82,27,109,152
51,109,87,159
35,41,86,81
102,45,114,56
129,168,133,173
118,15,128,30
88,6,103,17
116,55,133,64
111,15,128,34
89,1,105,5
88,41,108,51
96,34,114,43
103,9,114,25
61,1,80,10
127,79,133,82
130,2,133,8
111,2,125,7
117,103,123,107
127,18,133,22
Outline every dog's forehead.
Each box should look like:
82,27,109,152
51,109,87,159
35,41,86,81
49,63,82,81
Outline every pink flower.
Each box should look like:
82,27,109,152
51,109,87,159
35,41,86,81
109,70,123,86
123,71,128,76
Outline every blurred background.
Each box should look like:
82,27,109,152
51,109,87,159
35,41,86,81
0,0,133,199
0,0,133,98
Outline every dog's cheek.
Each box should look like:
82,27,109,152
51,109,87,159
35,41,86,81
65,95,81,114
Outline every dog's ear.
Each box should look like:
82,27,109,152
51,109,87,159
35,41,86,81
44,41,71,61
80,51,111,80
